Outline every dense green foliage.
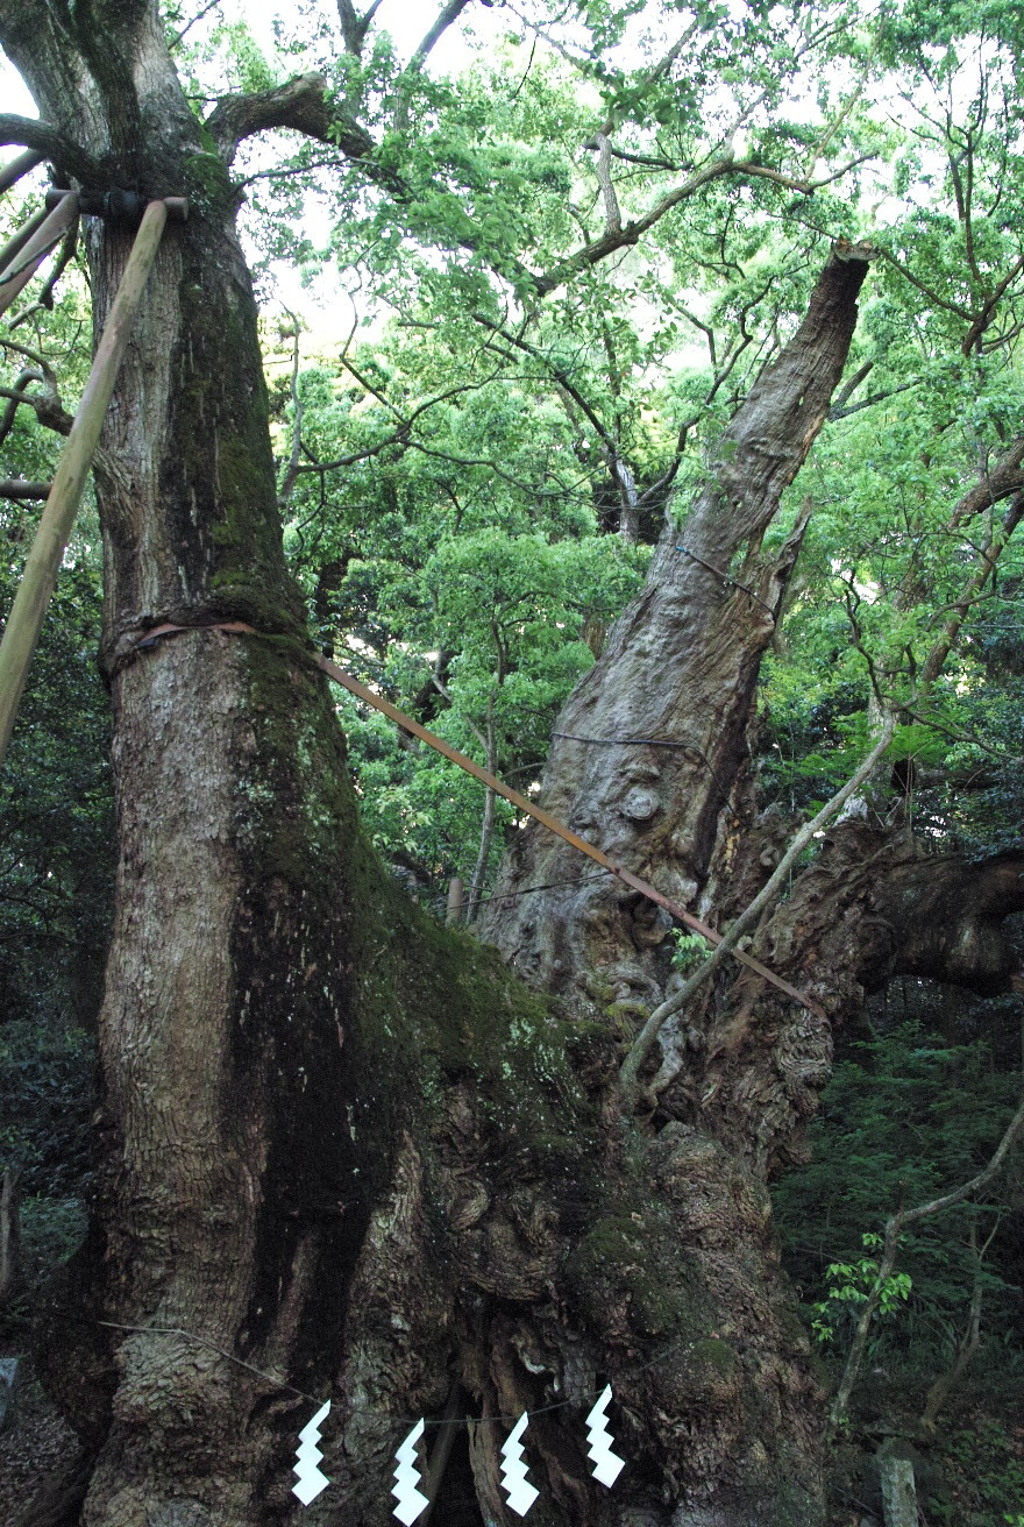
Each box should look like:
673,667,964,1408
775,1008,1023,1383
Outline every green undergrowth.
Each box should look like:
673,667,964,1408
932,1413,1024,1526
827,1407,1024,1526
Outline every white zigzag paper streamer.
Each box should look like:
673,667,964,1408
392,1418,431,1525
585,1385,625,1487
292,1399,331,1505
500,1412,540,1517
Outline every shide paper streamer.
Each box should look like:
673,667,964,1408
500,1412,540,1517
585,1385,626,1486
290,1386,628,1515
292,1399,331,1505
392,1418,431,1525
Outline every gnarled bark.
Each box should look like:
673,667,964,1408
479,242,875,1014
5,9,1021,1527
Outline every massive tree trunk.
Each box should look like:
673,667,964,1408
478,245,875,1003
4,10,1023,1527
475,241,1024,1521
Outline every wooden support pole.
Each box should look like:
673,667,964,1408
318,656,823,1014
445,877,465,926
0,190,78,319
0,149,45,196
0,199,170,764
0,204,50,284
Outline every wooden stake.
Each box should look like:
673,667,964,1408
0,199,170,764
0,190,78,319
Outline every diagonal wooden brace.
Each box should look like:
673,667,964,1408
0,190,78,319
0,198,184,763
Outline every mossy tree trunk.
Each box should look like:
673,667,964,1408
4,8,1024,1527
0,8,588,1526
476,243,1024,1525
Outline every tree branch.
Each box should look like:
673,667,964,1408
532,156,871,297
0,148,44,195
589,133,621,236
828,379,918,420
949,436,1024,527
961,252,1024,355
405,0,477,75
474,316,619,455
205,74,373,165
829,358,873,412
276,316,304,507
829,1089,1024,1433
0,368,43,448
0,478,51,501
0,116,96,183
919,493,1024,688
0,384,72,437
169,0,223,49
879,246,974,320
619,716,897,1111
336,0,386,57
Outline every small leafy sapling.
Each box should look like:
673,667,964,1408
811,1232,912,1344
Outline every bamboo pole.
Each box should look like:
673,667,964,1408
0,199,170,763
0,190,78,319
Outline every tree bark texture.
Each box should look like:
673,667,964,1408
5,9,1024,1527
478,245,874,1003
474,235,1024,1518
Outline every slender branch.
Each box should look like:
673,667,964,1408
919,495,1024,688
879,247,974,320
829,1090,1024,1434
920,1219,991,1430
604,146,687,172
830,359,873,413
618,717,897,1110
276,318,304,507
829,379,918,420
294,430,410,475
0,384,72,436
474,316,618,455
533,154,871,297
590,133,622,236
902,703,1022,767
170,0,222,48
0,368,43,448
294,375,550,474
405,0,477,75
336,0,386,57
961,253,1024,356
949,436,1024,527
